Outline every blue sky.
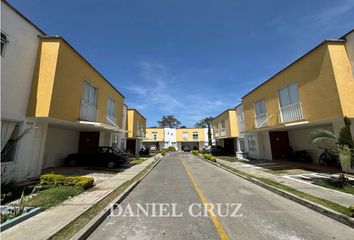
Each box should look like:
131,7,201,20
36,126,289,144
9,0,354,127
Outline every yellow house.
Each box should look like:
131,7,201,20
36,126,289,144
126,108,147,154
27,36,126,169
144,128,165,149
241,31,354,163
212,109,238,155
176,128,207,150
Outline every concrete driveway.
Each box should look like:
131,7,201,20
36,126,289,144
88,152,354,240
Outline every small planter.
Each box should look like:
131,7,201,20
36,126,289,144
0,205,42,231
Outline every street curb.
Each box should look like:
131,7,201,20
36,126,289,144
196,154,354,228
70,155,163,240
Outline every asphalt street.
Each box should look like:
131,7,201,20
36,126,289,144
88,152,354,240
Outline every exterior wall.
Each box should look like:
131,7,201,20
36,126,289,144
176,128,205,142
1,2,47,183
27,38,125,127
115,104,127,151
42,126,79,169
288,124,333,164
343,31,354,78
145,128,164,142
329,44,354,118
164,128,177,149
245,131,272,160
212,109,238,139
242,42,348,132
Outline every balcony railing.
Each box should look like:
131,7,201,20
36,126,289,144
255,113,267,129
80,101,97,122
279,102,304,123
220,129,226,137
106,114,117,126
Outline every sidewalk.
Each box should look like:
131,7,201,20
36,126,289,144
216,158,354,208
1,155,160,240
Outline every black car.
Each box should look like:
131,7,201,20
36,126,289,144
205,145,227,156
66,146,128,168
182,145,191,152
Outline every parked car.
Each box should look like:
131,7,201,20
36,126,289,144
139,146,150,155
182,145,191,152
206,145,227,156
66,146,128,168
150,145,157,151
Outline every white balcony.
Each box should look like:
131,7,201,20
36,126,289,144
279,102,304,123
255,113,267,129
80,101,97,122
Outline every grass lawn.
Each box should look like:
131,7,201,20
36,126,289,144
217,156,242,162
26,185,83,210
130,158,147,166
313,179,354,195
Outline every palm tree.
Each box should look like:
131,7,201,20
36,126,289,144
195,117,214,146
311,117,354,180
157,115,181,128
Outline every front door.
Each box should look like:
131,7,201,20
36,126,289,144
79,132,99,153
269,131,289,160
126,139,136,155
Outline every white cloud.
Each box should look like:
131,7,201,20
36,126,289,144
124,61,238,126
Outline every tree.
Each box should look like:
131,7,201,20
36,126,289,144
157,115,181,128
311,117,354,181
179,125,187,128
195,117,214,146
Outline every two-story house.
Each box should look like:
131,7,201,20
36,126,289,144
126,109,147,155
212,109,239,155
242,30,354,163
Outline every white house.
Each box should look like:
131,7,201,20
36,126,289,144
1,0,47,184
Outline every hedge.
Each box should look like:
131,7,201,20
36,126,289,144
40,174,94,190
203,154,216,162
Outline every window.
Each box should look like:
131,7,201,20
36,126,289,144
239,138,245,152
220,120,225,130
254,99,266,116
107,98,116,117
83,81,97,107
278,83,300,108
192,132,198,140
183,132,188,141
1,32,9,56
152,132,158,141
112,135,119,144
247,135,256,151
1,121,20,162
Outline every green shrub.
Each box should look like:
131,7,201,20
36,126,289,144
167,146,176,151
40,174,94,190
203,154,216,162
160,149,167,155
191,150,199,155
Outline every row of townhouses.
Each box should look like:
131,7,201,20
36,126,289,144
213,29,354,171
1,1,146,184
143,128,212,151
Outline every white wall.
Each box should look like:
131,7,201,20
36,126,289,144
1,2,47,183
42,127,79,169
245,131,272,160
344,31,354,78
288,125,333,164
164,128,177,149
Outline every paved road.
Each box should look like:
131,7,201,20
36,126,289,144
88,152,354,240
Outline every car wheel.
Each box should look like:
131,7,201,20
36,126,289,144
107,161,116,169
68,158,77,166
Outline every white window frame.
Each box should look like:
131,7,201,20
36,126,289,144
183,132,188,141
152,132,158,141
192,132,198,140
247,135,256,152
278,83,300,108
1,31,9,57
107,98,116,117
83,80,98,107
254,98,266,117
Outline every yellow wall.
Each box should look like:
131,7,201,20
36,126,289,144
242,41,352,132
176,128,205,142
212,109,238,138
27,38,125,127
145,128,164,142
127,109,147,139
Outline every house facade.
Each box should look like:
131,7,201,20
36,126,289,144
212,109,238,155
1,1,47,183
176,128,208,150
144,128,165,149
241,31,354,165
126,109,147,155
